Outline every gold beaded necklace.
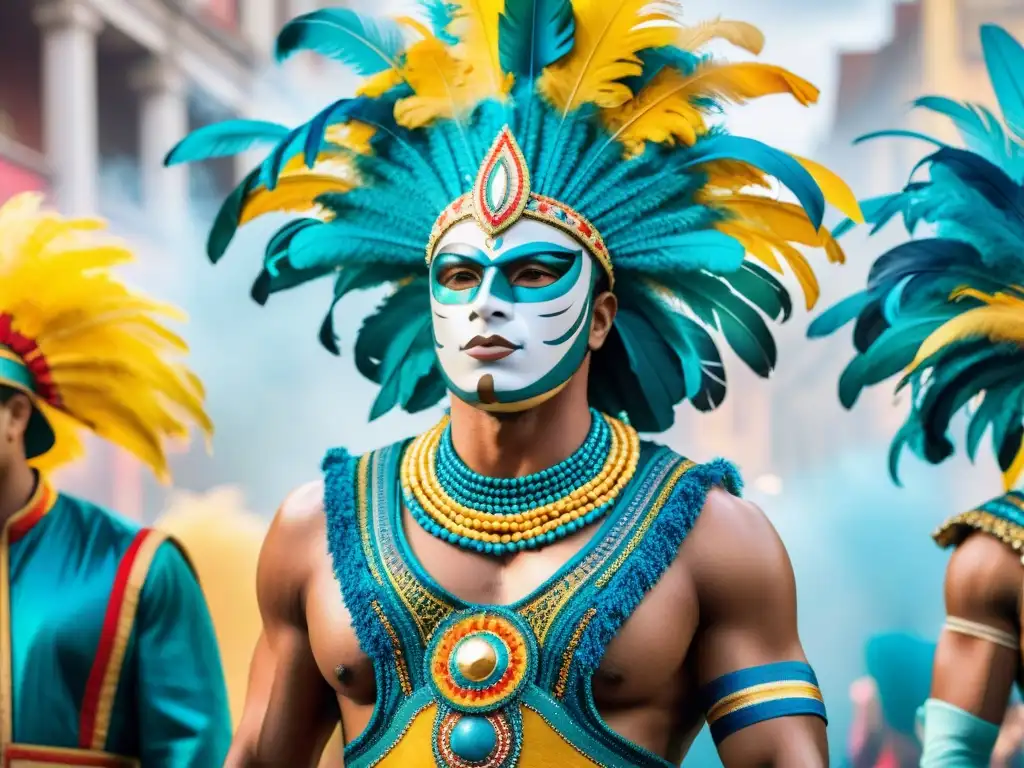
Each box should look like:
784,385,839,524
400,413,641,550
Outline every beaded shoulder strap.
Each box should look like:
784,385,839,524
535,453,742,695
933,490,1024,557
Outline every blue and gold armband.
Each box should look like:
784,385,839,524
701,661,827,744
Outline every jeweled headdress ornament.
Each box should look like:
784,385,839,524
0,193,212,480
168,0,860,432
810,24,1024,488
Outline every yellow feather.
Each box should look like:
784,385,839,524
700,160,771,192
325,122,377,154
357,68,406,98
911,293,1024,369
603,62,819,153
1003,442,1024,491
239,163,355,225
789,153,864,224
537,0,679,113
448,0,505,98
0,193,212,481
394,37,474,128
676,18,765,54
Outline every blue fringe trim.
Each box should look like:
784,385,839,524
575,457,742,673
321,447,392,663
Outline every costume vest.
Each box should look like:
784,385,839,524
322,439,741,768
0,480,231,767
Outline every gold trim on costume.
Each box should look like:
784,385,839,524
933,510,1024,553
87,531,166,751
944,616,1019,651
0,477,56,743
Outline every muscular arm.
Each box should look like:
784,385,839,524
225,483,338,767
688,490,827,767
930,533,1020,721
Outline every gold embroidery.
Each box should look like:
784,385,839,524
519,456,693,642
356,454,383,586
933,510,1024,552
554,608,597,699
371,601,413,696
371,450,453,644
595,460,695,588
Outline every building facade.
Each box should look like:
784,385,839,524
0,0,326,518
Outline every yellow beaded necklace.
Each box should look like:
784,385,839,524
400,413,641,552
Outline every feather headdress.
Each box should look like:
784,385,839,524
168,0,859,432
809,24,1024,488
0,193,212,481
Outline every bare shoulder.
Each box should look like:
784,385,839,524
682,489,796,621
944,532,1022,622
257,480,327,623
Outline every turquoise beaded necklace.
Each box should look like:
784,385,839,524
402,410,636,555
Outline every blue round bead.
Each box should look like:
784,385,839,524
448,715,497,762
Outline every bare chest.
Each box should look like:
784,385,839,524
304,507,700,713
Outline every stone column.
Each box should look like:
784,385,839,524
130,57,189,232
33,0,102,216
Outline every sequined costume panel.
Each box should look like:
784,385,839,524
321,439,743,768
933,490,1024,555
2,485,232,766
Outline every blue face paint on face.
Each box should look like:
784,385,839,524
429,218,601,412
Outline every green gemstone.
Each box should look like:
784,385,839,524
449,715,497,762
486,159,511,211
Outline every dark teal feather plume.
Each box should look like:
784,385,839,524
498,0,575,79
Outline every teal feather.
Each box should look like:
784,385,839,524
807,292,871,338
727,262,793,323
836,314,950,408
912,96,1016,169
319,264,415,354
275,8,406,75
260,124,307,190
420,0,458,45
498,0,575,79
832,194,900,238
251,219,330,305
626,47,703,93
981,24,1024,140
596,308,685,432
287,222,424,271
678,274,777,377
852,129,946,149
680,135,825,229
164,119,288,166
207,170,259,264
616,230,746,274
966,390,1005,462
370,316,436,420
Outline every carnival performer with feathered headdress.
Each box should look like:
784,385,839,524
168,2,860,765
810,23,1024,767
0,193,231,766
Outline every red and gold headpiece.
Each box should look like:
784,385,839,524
426,128,613,287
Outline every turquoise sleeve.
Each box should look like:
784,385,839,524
920,698,1000,767
135,542,233,767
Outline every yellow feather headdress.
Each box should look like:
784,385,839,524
0,193,212,481
167,0,860,432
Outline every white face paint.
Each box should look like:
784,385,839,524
430,217,598,410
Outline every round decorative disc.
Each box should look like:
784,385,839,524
435,709,517,768
427,610,536,713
